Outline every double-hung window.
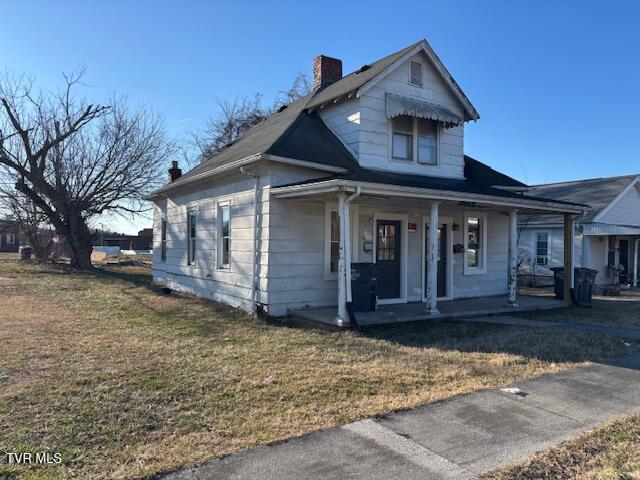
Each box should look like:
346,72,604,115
464,213,487,274
392,115,438,164
6,233,15,245
535,232,549,266
392,115,413,160
218,203,231,269
187,209,197,266
417,118,437,164
160,218,167,262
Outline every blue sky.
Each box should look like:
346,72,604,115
2,1,639,233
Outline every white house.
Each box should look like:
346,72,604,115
148,39,585,324
519,175,640,287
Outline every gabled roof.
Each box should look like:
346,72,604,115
306,39,479,121
522,174,639,224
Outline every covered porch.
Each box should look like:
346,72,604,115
271,174,586,326
289,293,565,327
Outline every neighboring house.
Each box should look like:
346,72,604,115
0,220,22,253
519,175,640,287
149,39,584,322
104,228,153,251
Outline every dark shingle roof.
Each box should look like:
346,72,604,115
164,40,480,192
273,161,587,209
165,94,359,190
463,155,527,189
305,42,420,110
522,175,638,224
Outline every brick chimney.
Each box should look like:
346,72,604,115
313,55,342,90
168,160,182,182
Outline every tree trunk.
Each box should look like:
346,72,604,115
66,212,95,269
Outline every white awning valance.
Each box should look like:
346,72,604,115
385,93,463,128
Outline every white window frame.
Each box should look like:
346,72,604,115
534,231,551,267
6,233,15,245
463,212,488,275
186,208,197,267
390,116,440,166
324,202,359,281
217,200,231,270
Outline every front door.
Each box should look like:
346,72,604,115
425,224,447,298
376,220,401,299
619,239,630,283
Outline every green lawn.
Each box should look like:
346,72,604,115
0,263,638,479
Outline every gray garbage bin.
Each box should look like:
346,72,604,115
573,268,598,305
19,245,32,262
350,263,377,312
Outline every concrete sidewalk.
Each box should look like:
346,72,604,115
163,354,640,480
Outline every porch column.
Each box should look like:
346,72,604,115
425,201,440,315
634,239,639,288
336,193,348,325
563,214,574,304
506,209,519,307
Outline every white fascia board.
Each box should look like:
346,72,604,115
271,179,586,214
147,153,348,199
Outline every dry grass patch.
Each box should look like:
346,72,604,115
0,264,637,479
480,413,640,479
519,287,640,330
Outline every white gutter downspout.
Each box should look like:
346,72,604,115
240,166,259,313
336,186,361,325
634,238,639,288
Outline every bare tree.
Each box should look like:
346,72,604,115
0,171,54,261
0,71,173,268
192,72,312,162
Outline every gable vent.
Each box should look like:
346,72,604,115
410,61,423,87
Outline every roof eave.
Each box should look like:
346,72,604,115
271,179,587,214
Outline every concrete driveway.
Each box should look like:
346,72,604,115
164,354,640,480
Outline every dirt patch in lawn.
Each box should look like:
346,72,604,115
480,413,640,479
1,264,638,480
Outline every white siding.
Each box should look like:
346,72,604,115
317,97,360,157
356,53,465,178
152,172,271,311
596,181,640,226
317,51,466,178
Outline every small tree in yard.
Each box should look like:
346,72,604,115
0,179,54,261
0,71,173,267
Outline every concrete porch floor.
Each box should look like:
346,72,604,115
288,294,566,327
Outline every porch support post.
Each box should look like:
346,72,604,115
425,201,440,315
634,239,639,288
336,193,348,325
506,209,519,307
563,214,574,305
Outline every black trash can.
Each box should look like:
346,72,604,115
573,268,598,305
351,263,377,312
550,267,565,300
550,267,598,305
